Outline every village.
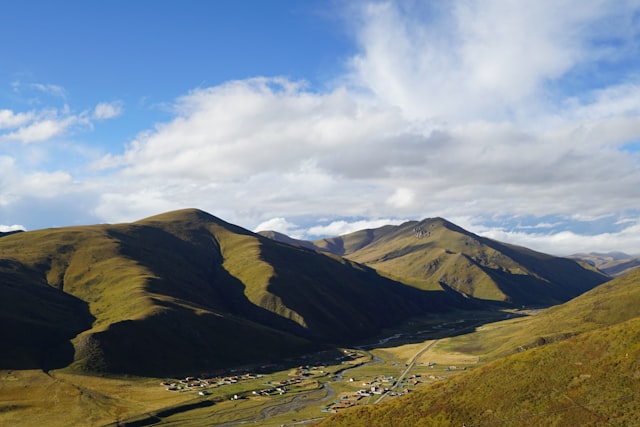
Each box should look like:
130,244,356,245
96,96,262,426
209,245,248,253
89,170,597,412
158,349,363,399
156,334,476,418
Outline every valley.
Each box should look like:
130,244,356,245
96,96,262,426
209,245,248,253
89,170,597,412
0,309,510,427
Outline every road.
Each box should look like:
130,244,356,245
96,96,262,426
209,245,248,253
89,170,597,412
374,338,439,404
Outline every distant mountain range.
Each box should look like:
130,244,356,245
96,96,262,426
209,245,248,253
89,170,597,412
568,251,640,276
0,210,609,376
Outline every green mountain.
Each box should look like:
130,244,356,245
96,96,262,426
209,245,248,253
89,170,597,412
319,267,640,427
0,209,462,376
262,217,609,306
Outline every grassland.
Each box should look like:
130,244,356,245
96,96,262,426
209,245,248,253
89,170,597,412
318,268,640,426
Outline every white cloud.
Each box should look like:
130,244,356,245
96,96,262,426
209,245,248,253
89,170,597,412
477,220,640,256
254,217,305,239
20,170,74,195
0,109,33,129
306,218,408,237
3,118,69,143
12,81,67,99
0,156,73,206
347,0,636,124
0,224,25,232
29,83,67,99
93,191,183,225
89,69,640,253
386,187,415,209
0,105,93,144
0,155,85,236
93,101,123,120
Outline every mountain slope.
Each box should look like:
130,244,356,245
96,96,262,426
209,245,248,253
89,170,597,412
263,218,609,306
319,267,640,427
0,209,463,376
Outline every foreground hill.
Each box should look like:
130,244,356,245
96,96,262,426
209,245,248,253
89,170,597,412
319,267,640,426
262,218,609,306
0,209,463,376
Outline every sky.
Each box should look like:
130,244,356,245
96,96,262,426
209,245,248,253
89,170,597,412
1,0,640,256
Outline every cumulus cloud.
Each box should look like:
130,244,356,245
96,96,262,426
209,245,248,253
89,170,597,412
0,109,34,129
0,102,123,143
348,0,632,123
0,155,75,204
93,101,123,120
92,190,183,225
91,63,640,251
0,104,87,144
2,118,74,143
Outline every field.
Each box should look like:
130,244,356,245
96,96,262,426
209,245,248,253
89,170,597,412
0,370,181,426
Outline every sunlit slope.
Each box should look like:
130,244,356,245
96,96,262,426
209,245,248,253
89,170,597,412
453,266,640,360
0,209,461,376
320,269,640,427
314,218,608,305
322,318,640,426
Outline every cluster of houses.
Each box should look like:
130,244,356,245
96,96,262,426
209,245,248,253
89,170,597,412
160,371,263,392
323,375,395,413
160,363,330,399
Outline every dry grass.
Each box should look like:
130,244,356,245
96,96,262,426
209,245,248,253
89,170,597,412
0,370,188,427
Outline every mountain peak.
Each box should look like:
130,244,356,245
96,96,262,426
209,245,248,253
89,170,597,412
135,208,219,224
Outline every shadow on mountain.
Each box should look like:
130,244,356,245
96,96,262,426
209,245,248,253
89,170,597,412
475,237,610,304
259,241,476,344
74,227,323,377
0,260,94,371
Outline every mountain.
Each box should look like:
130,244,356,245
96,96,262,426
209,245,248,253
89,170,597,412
0,209,463,376
262,217,609,306
318,267,640,427
0,229,23,238
569,251,640,277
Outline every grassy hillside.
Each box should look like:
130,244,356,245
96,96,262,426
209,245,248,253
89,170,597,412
265,217,608,306
322,317,640,426
0,209,466,376
317,268,640,426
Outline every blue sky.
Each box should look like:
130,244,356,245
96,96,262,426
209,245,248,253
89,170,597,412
1,0,640,255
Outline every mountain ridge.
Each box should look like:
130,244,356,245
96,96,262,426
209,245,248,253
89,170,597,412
260,217,608,306
0,209,467,376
